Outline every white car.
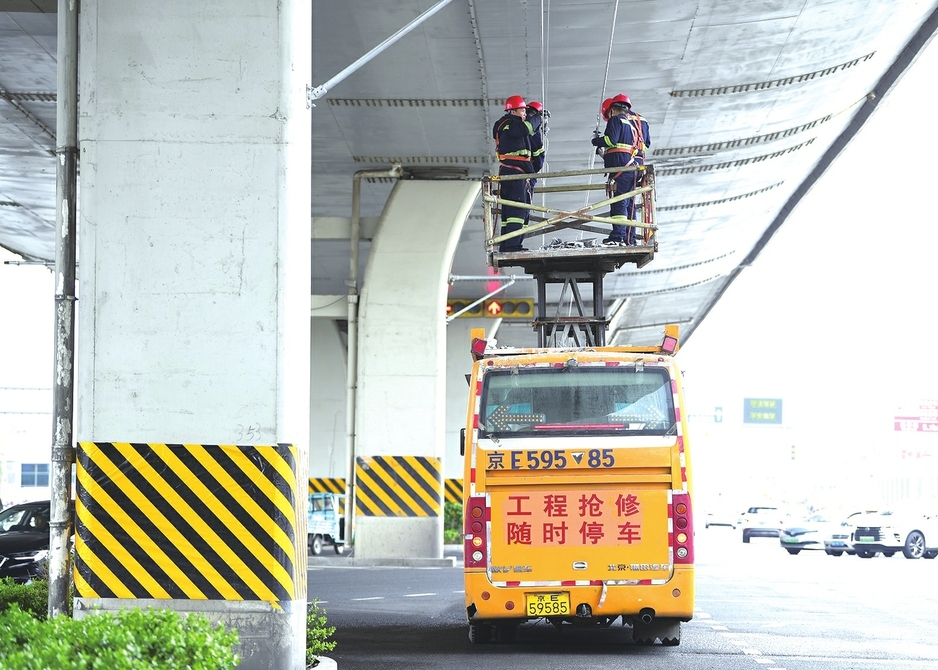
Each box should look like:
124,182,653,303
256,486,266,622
704,508,739,529
851,509,938,559
821,510,882,556
778,512,846,555
741,506,789,543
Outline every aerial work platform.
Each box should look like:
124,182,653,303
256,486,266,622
483,164,658,273
481,165,658,347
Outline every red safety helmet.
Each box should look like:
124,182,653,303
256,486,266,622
600,97,614,120
611,93,632,109
504,95,527,110
527,100,543,112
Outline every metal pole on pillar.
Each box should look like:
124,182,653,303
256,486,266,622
345,165,402,549
49,0,79,618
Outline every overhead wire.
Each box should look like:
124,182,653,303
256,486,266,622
536,0,551,245
585,0,620,204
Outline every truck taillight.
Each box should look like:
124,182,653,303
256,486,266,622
464,494,489,569
672,492,694,564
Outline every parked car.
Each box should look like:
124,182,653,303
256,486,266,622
821,510,882,556
0,500,51,583
852,508,938,559
705,508,739,529
740,505,788,543
779,512,846,554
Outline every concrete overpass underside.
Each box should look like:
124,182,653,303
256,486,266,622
1,1,938,666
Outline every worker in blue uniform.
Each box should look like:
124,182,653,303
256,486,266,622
590,93,650,245
525,101,546,229
493,95,541,252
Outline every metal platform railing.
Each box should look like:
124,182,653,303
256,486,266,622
482,164,657,256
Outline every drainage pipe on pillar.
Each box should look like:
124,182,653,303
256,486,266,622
49,0,79,618
345,164,403,549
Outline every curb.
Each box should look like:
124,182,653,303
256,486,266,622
308,556,456,568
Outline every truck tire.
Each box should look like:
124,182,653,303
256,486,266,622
468,623,492,644
311,534,323,556
902,530,925,559
494,623,518,644
334,542,344,555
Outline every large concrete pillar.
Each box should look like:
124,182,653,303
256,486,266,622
75,1,310,668
353,180,479,558
310,317,347,478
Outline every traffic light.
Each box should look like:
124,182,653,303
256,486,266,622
446,300,484,318
446,298,535,318
484,298,534,318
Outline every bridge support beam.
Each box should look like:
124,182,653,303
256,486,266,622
353,180,479,558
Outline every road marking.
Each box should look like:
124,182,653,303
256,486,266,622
404,593,436,597
352,596,384,601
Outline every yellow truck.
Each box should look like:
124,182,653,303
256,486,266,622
460,326,694,644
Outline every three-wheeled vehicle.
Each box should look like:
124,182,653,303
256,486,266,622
308,492,346,555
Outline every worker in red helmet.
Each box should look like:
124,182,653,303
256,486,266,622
526,101,546,173
525,101,547,227
493,95,541,252
590,93,651,245
600,97,614,120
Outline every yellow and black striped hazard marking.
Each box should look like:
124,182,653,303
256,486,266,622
74,442,299,603
308,477,345,495
308,478,346,515
355,456,441,517
444,478,463,505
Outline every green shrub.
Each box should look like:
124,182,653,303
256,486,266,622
306,599,336,668
0,578,49,620
0,604,239,669
444,501,463,544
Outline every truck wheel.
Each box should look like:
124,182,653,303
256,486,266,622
902,531,925,559
334,542,345,555
494,624,518,644
742,530,750,543
311,534,323,556
468,622,492,644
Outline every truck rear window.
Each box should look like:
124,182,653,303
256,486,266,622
479,365,675,437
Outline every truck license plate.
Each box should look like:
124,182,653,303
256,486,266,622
525,592,570,616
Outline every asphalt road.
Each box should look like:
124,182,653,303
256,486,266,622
308,527,938,669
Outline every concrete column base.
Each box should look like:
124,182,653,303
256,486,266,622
74,598,303,670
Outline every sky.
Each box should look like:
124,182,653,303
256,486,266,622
2,33,937,508
678,36,938,510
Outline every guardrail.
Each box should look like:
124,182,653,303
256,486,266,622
482,164,657,255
